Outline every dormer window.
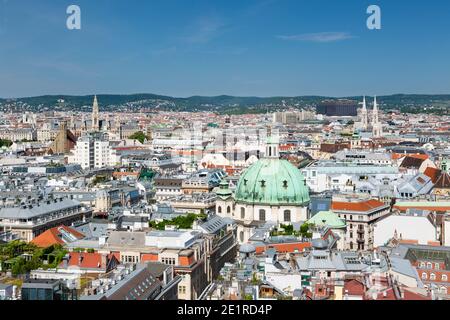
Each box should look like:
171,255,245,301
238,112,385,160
260,180,266,187
243,179,248,186
283,180,288,188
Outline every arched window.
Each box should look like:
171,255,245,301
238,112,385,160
441,274,448,282
430,273,436,281
435,263,440,270
218,206,222,214
422,273,428,280
240,207,245,219
441,287,447,294
419,262,425,268
239,231,244,242
227,206,231,214
259,209,266,222
284,210,291,222
427,262,432,269
349,242,353,250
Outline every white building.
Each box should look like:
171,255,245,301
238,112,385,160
68,133,119,169
373,213,438,248
302,161,400,193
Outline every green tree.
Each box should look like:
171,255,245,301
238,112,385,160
129,131,148,144
299,223,313,239
244,294,253,300
149,213,202,230
0,139,13,148
11,257,26,276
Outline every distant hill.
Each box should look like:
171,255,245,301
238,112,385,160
1,93,450,114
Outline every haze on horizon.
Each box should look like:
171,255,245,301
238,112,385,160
1,0,450,98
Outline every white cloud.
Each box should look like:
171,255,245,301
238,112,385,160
277,32,355,43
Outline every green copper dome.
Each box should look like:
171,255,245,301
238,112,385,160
307,211,346,229
235,158,310,206
216,179,232,199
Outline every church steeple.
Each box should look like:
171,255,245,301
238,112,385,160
372,96,382,138
361,96,368,130
91,95,100,132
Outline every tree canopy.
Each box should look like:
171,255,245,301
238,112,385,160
129,131,148,144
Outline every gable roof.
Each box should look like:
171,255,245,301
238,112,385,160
62,252,118,270
331,199,387,213
31,225,85,248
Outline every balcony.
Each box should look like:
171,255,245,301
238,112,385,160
357,237,365,243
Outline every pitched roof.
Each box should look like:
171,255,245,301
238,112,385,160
408,154,430,161
0,198,82,219
400,156,425,169
344,279,365,296
31,225,85,248
402,288,431,300
63,252,117,270
424,167,442,184
434,172,450,189
331,199,387,213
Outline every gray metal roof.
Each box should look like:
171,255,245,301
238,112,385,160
295,250,367,272
106,231,147,247
74,221,109,240
0,198,82,220
389,256,421,282
197,215,232,234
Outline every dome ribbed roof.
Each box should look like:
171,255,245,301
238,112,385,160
239,243,256,254
235,158,310,206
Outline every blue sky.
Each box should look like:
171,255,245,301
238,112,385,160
0,0,449,98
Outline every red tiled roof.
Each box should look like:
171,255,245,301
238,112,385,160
408,154,430,161
373,288,397,300
67,252,102,269
331,199,386,212
63,252,116,269
344,279,366,296
400,156,426,169
424,167,442,184
434,172,450,189
398,239,419,245
402,288,431,300
255,242,311,254
31,225,85,248
392,153,429,161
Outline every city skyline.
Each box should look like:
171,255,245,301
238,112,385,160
1,0,450,98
